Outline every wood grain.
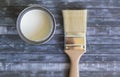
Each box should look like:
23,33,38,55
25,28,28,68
0,53,120,63
0,0,119,77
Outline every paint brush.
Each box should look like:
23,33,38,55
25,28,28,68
63,10,87,77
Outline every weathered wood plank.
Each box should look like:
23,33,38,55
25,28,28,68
87,35,120,44
43,0,120,9
0,71,119,77
0,53,119,63
1,34,120,45
0,35,64,53
1,35,120,53
0,62,118,72
109,27,120,35
0,17,16,26
1,43,120,54
0,44,64,53
0,34,64,44
1,0,120,9
0,6,120,18
88,8,120,18
87,44,120,54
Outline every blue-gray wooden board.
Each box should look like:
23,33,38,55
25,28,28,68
0,0,120,77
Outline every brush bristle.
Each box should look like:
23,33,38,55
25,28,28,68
62,10,87,34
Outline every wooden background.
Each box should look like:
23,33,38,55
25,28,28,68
0,0,120,77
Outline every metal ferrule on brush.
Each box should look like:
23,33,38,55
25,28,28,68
65,33,86,50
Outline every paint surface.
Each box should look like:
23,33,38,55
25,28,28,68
20,9,53,42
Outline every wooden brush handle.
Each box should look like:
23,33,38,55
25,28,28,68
65,50,84,77
70,59,79,77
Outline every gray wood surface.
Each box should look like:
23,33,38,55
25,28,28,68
0,0,120,77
